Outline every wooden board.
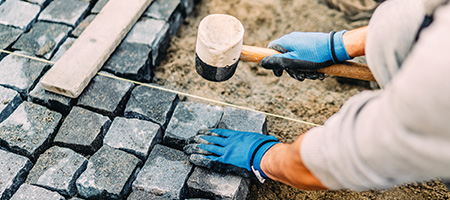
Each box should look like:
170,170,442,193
40,0,152,98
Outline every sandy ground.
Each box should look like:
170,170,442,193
153,0,450,199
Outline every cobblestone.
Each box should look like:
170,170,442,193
0,52,49,96
54,106,111,155
23,0,52,7
0,24,22,49
77,73,134,117
28,82,74,115
125,85,178,128
0,102,62,160
0,149,33,200
51,37,76,62
76,145,141,200
0,0,40,30
12,22,72,59
91,0,108,14
164,102,223,149
102,42,153,82
26,146,88,197
10,184,65,200
218,107,267,134
38,0,90,27
181,0,195,16
71,14,95,37
132,144,192,199
127,190,172,200
144,0,183,36
104,117,161,160
186,167,250,200
0,86,23,123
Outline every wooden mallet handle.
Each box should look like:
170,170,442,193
240,45,375,82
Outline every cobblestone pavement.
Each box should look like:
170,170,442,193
0,0,262,199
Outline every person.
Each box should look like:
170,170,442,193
184,0,450,191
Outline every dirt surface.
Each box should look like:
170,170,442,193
153,0,450,199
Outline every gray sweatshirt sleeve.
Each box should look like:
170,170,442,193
300,0,450,190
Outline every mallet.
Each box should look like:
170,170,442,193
195,14,375,82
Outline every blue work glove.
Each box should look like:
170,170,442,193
184,129,279,182
261,30,352,81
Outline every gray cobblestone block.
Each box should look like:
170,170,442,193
144,0,184,36
12,22,72,59
132,144,192,199
0,24,22,49
51,37,76,62
164,102,222,149
104,117,161,160
29,82,74,115
54,106,110,155
26,146,88,197
10,184,65,200
38,0,90,27
0,0,40,30
186,167,250,200
102,42,152,82
0,102,62,160
125,85,178,128
91,0,108,14
71,14,95,37
0,52,49,96
77,72,134,117
0,149,33,200
127,190,172,200
124,18,170,67
23,0,52,7
0,86,23,123
76,145,141,200
181,0,195,16
218,107,267,134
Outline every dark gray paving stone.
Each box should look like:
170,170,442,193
104,117,161,160
218,107,267,134
10,184,65,200
38,0,90,27
0,24,22,49
0,51,49,96
0,86,23,123
0,102,62,160
124,18,170,67
77,72,134,117
181,0,195,16
0,0,40,30
0,149,33,200
102,42,152,82
127,190,172,200
51,37,76,62
164,102,222,149
91,0,108,14
12,22,72,59
76,145,141,200
132,144,192,199
28,82,74,115
144,0,181,21
71,14,95,38
125,85,178,128
26,146,88,197
186,167,250,200
54,106,110,155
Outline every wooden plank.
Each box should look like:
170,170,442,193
40,0,152,98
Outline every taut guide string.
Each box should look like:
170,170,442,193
0,49,321,127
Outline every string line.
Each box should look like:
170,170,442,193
0,49,321,127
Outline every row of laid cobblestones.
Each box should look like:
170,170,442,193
0,0,260,199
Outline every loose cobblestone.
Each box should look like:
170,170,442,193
186,167,250,200
38,0,90,27
28,82,74,115
0,102,62,160
218,107,267,134
54,106,111,155
0,86,23,123
0,0,40,30
104,117,161,160
12,22,72,59
26,146,88,197
0,149,33,200
132,144,192,199
125,85,178,128
77,73,134,117
10,184,65,200
51,37,76,62
71,14,95,38
0,25,22,49
164,102,223,149
76,145,141,200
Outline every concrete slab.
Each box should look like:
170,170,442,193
0,86,23,123
218,107,267,134
0,24,22,49
10,184,65,200
38,0,90,27
0,149,33,200
0,0,40,30
0,102,62,160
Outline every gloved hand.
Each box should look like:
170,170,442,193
261,30,352,81
184,129,279,182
